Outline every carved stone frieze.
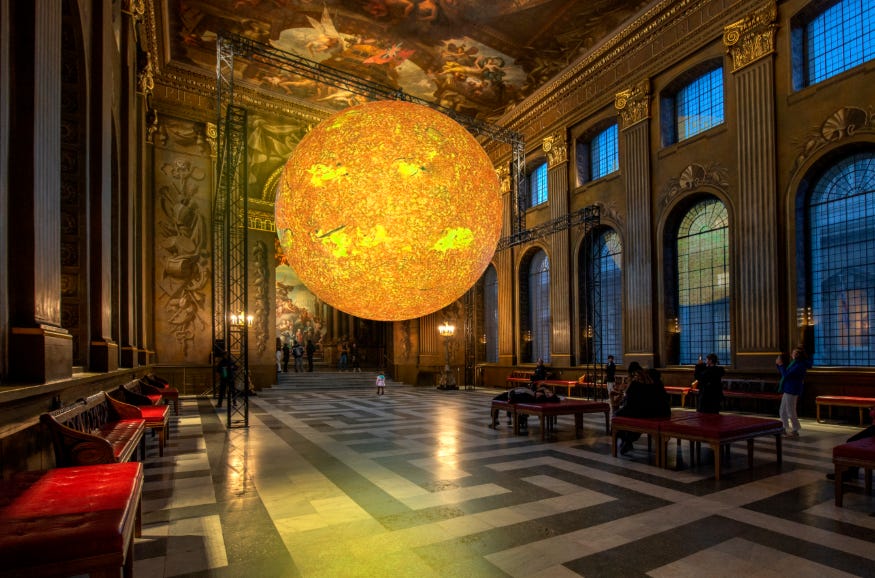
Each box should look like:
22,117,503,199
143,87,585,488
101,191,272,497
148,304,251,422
792,106,875,175
251,240,269,357
723,1,778,72
659,162,730,209
543,133,568,168
593,200,624,228
615,79,650,128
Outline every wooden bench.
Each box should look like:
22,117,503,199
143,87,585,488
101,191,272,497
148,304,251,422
721,379,781,413
142,373,181,415
664,386,692,407
612,411,784,479
505,370,534,389
536,379,578,397
816,396,875,426
0,462,143,578
832,436,875,507
110,381,172,457
658,413,784,480
490,399,610,441
40,392,146,467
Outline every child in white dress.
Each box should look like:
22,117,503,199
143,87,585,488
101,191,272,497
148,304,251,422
376,372,386,395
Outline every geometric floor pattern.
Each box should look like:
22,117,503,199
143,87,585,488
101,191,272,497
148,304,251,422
133,384,875,577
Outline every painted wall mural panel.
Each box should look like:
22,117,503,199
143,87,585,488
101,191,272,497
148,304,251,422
153,118,214,362
276,245,328,348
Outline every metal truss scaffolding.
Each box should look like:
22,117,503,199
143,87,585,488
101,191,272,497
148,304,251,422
213,38,249,428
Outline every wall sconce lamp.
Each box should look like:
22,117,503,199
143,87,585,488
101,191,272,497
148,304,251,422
669,317,680,334
437,321,457,390
479,333,488,344
796,306,814,327
522,329,532,343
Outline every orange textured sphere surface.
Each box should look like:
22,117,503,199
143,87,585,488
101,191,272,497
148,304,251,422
275,100,502,321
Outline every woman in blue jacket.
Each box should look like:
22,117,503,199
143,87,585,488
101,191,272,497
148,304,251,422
776,346,812,438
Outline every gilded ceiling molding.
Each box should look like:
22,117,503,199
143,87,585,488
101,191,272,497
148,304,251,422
543,133,567,168
248,211,277,233
500,0,700,128
792,106,875,175
659,162,730,209
723,1,778,72
615,80,650,128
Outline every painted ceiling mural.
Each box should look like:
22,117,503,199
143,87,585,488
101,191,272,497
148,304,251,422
168,0,652,121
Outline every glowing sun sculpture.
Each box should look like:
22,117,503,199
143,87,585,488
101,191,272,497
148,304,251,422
275,100,502,321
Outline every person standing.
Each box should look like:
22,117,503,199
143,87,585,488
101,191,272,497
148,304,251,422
694,353,725,414
376,371,386,395
605,355,616,395
217,352,237,409
275,347,282,373
282,342,290,373
350,343,361,372
776,346,812,438
292,340,304,373
306,339,316,372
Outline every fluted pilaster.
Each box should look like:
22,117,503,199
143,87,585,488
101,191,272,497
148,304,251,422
545,132,572,365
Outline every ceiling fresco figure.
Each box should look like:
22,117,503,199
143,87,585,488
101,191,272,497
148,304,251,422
168,0,652,121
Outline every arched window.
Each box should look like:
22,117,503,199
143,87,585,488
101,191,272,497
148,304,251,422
805,152,875,366
483,265,498,363
522,250,551,363
676,199,730,363
579,228,623,364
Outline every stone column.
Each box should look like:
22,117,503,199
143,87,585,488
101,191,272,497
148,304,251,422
615,80,656,368
724,2,781,370
7,1,72,383
544,133,572,366
88,0,118,372
495,167,515,366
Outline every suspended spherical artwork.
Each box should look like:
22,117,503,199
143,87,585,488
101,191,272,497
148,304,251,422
275,100,502,321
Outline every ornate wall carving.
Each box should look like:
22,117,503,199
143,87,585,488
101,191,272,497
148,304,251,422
791,106,875,175
659,162,730,209
153,118,213,360
251,240,269,357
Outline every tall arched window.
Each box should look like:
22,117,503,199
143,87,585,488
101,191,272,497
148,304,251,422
579,228,623,364
676,199,730,363
806,152,875,366
483,265,498,363
525,250,551,363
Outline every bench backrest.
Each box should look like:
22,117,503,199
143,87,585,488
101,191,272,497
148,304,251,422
44,392,122,434
723,379,779,394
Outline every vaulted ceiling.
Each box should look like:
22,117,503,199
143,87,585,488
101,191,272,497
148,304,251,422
151,0,654,123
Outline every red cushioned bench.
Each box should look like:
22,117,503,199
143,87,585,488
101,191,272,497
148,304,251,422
142,373,181,415
536,379,578,398
490,399,611,441
832,436,875,507
110,382,172,457
659,413,784,480
514,400,611,440
816,396,875,426
664,386,692,408
505,370,534,389
610,415,671,464
0,462,143,578
41,392,146,467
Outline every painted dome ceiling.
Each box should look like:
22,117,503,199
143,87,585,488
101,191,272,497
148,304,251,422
155,0,653,122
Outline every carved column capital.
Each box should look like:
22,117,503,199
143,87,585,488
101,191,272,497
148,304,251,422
615,79,650,128
724,1,778,72
543,133,567,168
496,166,511,195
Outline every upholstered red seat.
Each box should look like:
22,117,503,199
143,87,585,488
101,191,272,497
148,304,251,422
95,419,148,462
0,462,143,577
661,413,783,439
833,436,875,460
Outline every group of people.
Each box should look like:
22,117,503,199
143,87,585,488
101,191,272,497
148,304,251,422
336,342,362,372
276,339,317,373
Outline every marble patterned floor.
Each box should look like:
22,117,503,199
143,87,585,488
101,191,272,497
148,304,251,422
133,384,875,577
